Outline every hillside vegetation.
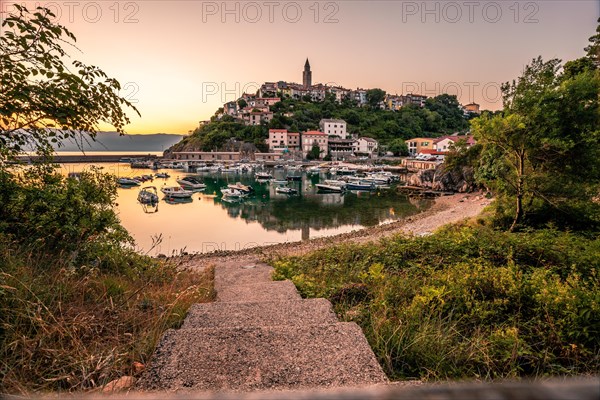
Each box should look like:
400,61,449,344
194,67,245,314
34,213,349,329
272,223,599,380
168,93,471,154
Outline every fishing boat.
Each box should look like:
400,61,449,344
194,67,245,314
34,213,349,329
275,186,297,195
177,176,206,190
161,186,194,198
137,186,159,204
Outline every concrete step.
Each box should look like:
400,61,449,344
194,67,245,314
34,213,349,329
214,263,274,291
181,298,339,329
217,281,301,303
139,323,388,392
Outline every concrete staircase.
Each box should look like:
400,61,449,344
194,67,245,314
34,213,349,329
139,261,388,392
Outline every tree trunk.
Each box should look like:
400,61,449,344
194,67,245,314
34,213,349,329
509,150,525,232
510,192,523,232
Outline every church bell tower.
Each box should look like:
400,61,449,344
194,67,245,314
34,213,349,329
303,58,312,88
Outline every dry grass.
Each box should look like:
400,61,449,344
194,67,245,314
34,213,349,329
0,250,215,394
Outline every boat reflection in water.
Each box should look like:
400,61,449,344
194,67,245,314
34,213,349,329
164,196,193,205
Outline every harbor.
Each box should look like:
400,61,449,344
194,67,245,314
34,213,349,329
59,160,433,255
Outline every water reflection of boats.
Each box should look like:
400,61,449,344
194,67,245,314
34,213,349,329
138,186,159,204
221,196,242,204
164,196,193,205
177,176,207,190
161,186,194,198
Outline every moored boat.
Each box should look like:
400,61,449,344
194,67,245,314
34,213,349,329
138,186,159,204
316,180,347,193
275,186,297,195
255,172,273,180
221,188,246,199
161,186,194,198
118,177,141,186
227,182,254,194
177,176,207,190
346,181,376,191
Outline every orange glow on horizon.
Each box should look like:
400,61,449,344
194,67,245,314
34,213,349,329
9,1,598,134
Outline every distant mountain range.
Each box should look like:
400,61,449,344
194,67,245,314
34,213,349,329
53,132,185,152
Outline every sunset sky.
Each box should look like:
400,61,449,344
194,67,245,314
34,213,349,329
8,1,600,134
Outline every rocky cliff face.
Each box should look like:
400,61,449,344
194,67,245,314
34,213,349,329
406,164,477,193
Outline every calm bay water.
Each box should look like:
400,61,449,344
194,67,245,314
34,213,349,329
60,162,432,255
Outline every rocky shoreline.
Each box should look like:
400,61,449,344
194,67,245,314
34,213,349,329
176,192,493,271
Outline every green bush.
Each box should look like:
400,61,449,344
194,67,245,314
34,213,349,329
0,166,215,393
272,225,600,380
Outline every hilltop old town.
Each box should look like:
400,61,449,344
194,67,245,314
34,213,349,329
171,59,481,165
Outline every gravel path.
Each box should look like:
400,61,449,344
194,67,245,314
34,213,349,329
176,192,493,270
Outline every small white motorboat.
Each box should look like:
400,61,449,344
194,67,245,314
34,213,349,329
227,182,253,194
275,186,297,195
221,188,246,199
118,177,140,186
177,177,206,190
161,186,194,198
316,180,347,193
255,172,273,180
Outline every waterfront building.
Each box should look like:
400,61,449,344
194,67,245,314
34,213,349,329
268,129,289,152
407,137,435,155
302,130,328,159
353,137,379,157
319,119,348,139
